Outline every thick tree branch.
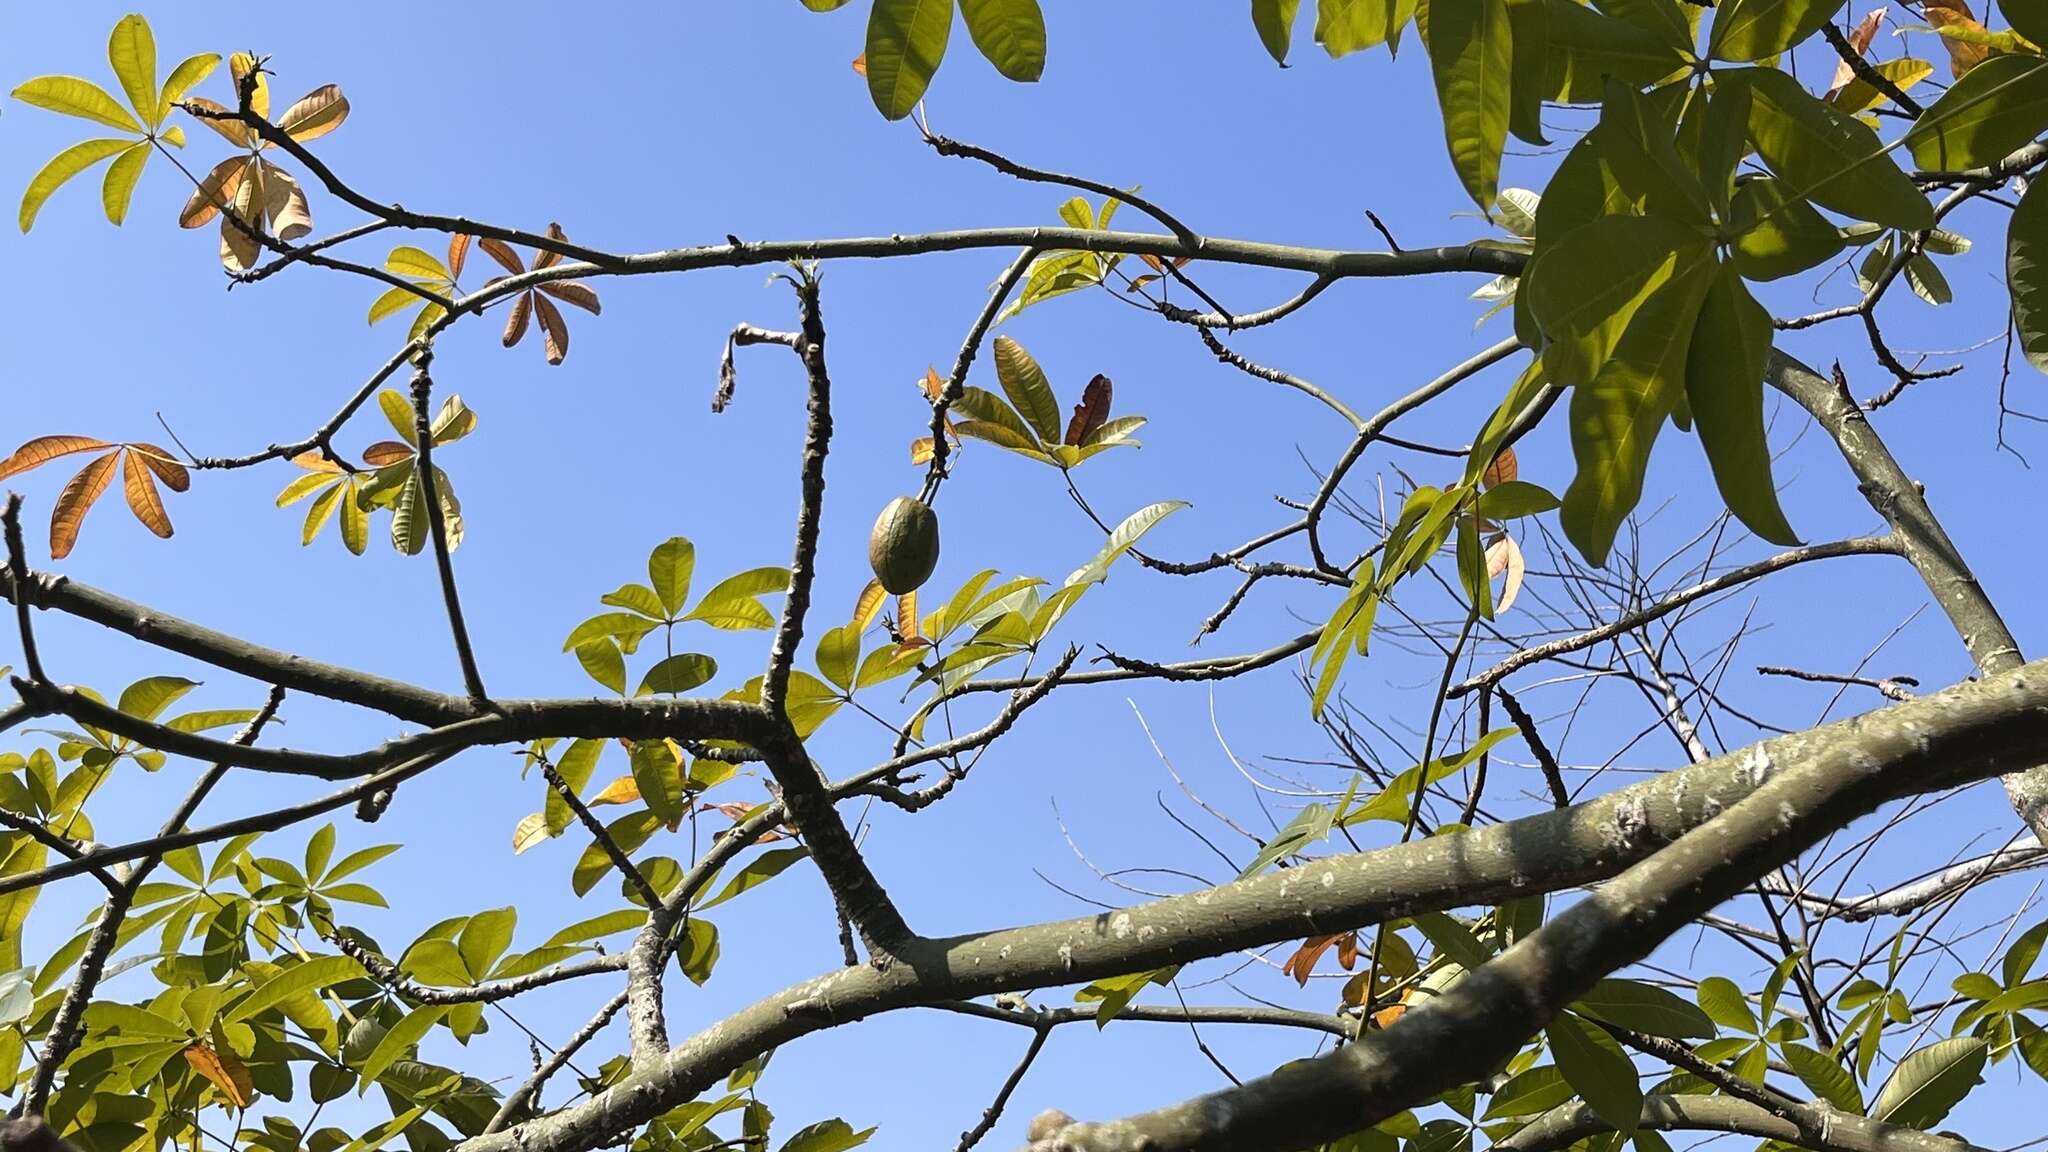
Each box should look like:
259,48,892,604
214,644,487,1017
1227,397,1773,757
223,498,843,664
1492,1095,1983,1152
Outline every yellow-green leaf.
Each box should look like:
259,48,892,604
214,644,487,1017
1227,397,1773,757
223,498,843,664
1729,177,1844,281
367,285,421,325
386,245,450,280
2008,175,2048,372
992,335,1062,443
1708,0,1839,63
107,15,157,128
99,141,150,225
18,138,132,232
1254,0,1303,62
960,0,1046,82
158,53,220,124
12,76,141,133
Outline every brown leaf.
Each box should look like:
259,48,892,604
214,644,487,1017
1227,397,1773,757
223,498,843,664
219,166,264,271
179,156,247,229
896,591,920,640
1371,1002,1407,1030
121,449,172,540
910,436,935,465
1481,446,1518,488
702,799,789,841
922,366,945,401
533,292,570,364
131,444,190,492
277,83,348,142
502,291,533,349
532,223,569,271
537,279,602,315
291,450,344,474
361,441,414,467
1282,933,1358,986
260,161,312,244
851,53,867,75
852,579,887,630
1486,534,1526,614
182,1043,252,1108
1924,0,1994,76
0,436,114,482
479,237,526,276
50,451,120,559
447,233,472,280
181,97,252,147
1064,374,1112,446
1827,7,1888,97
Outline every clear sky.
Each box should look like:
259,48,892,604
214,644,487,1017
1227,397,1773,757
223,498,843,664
4,4,2045,1149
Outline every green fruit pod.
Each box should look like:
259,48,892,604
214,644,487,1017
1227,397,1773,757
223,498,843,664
868,496,940,595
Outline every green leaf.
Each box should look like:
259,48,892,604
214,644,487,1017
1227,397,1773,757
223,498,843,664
778,1119,876,1152
2010,177,2048,373
677,917,720,985
227,955,365,1024
325,842,401,882
1548,1012,1643,1134
697,847,810,911
1573,978,1716,1039
459,907,517,978
574,638,627,695
19,138,134,232
1903,250,1952,306
357,1006,447,1091
543,908,647,948
1456,513,1493,619
1696,976,1757,1033
1527,213,1704,386
1253,0,1303,63
865,0,953,120
992,335,1063,443
960,0,1046,81
1538,0,1684,102
13,76,142,133
1783,1042,1864,1112
1733,66,1932,230
1340,729,1513,825
630,739,685,824
1419,0,1515,207
1474,480,1558,519
1685,261,1799,546
686,567,790,629
2004,919,2048,987
107,15,158,128
564,612,663,653
1905,55,2048,173
1708,0,1838,62
601,582,668,621
649,537,696,617
1558,234,1717,565
1729,177,1845,281
1065,500,1189,587
638,653,717,696
1483,1065,1575,1118
367,286,421,326
1869,1038,1986,1128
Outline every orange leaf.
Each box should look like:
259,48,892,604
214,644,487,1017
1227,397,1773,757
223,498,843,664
1282,934,1354,986
49,451,120,559
502,291,533,348
1481,446,1518,488
537,280,601,315
1924,0,1995,76
533,292,570,365
131,444,190,492
851,53,867,75
478,237,525,276
896,591,920,640
178,156,248,229
1139,253,1164,272
181,97,253,147
0,436,114,482
448,233,472,280
1371,1003,1407,1030
1064,374,1112,446
852,580,887,630
1335,931,1361,970
182,1043,253,1108
1827,7,1887,97
291,450,343,474
922,366,945,401
121,449,172,540
910,436,935,465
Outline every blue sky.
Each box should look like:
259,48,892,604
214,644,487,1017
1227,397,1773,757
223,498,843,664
5,3,2047,1149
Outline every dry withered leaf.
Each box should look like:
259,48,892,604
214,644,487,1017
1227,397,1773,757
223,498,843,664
120,447,171,539
1065,374,1112,445
1924,0,1996,76
1281,932,1361,986
1486,534,1526,614
1827,7,1888,97
51,451,120,559
0,435,113,481
182,1043,252,1108
1481,446,1518,488
362,441,414,467
479,224,600,365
